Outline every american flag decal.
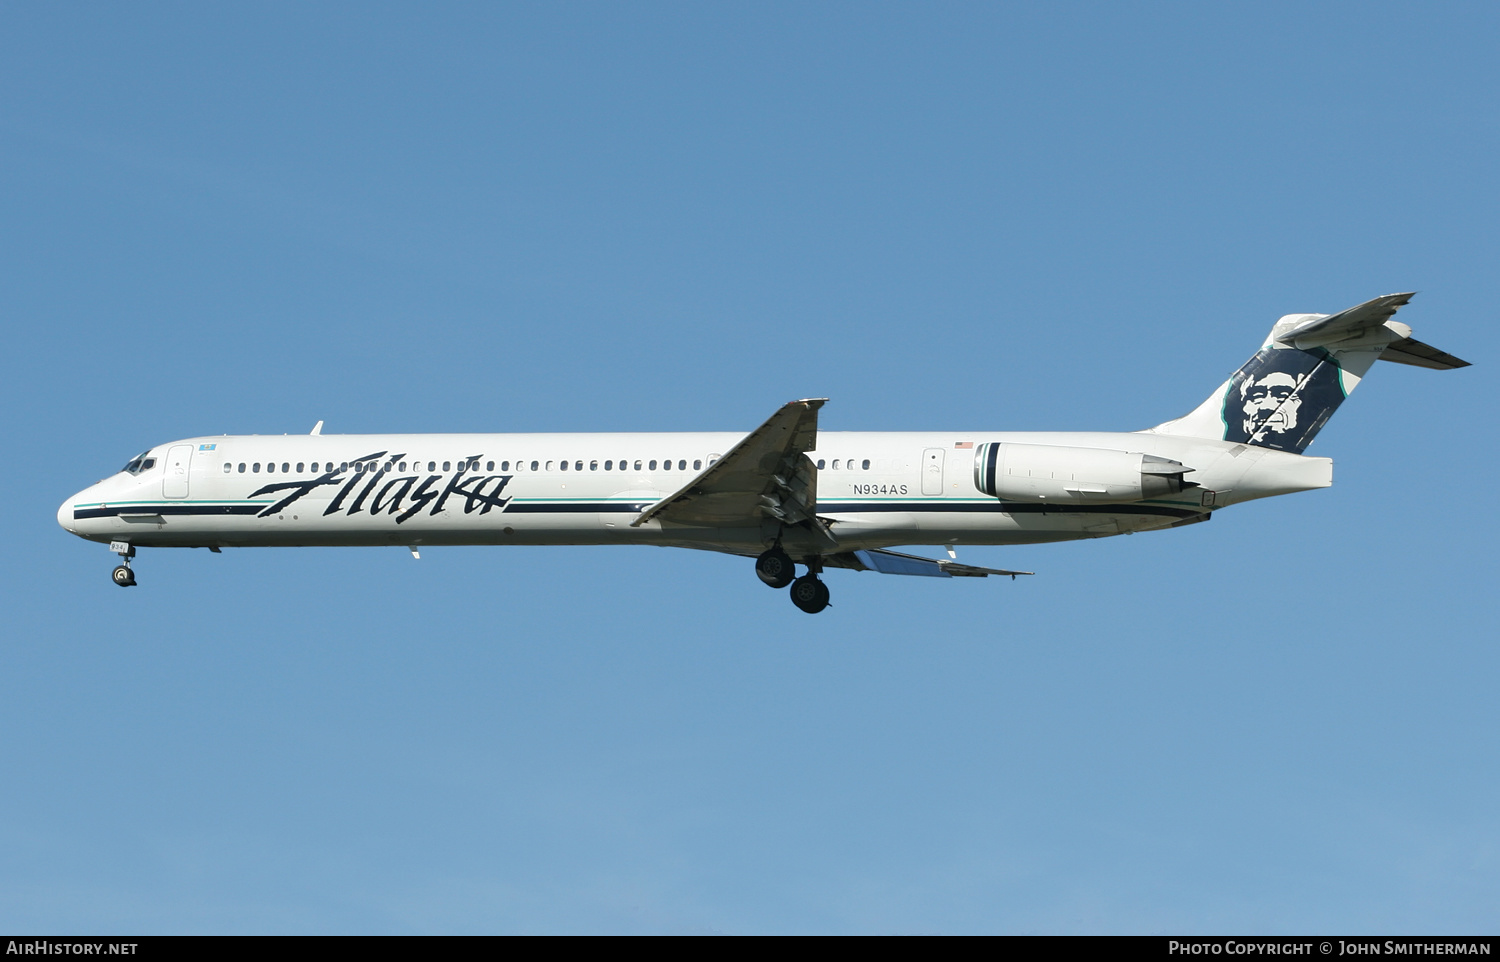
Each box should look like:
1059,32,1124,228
954,441,973,449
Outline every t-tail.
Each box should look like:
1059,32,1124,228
1147,292,1470,453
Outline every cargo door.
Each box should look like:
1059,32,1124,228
163,444,193,499
921,447,946,496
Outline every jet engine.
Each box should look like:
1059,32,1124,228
972,442,1197,504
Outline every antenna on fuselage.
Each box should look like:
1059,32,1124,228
310,420,324,436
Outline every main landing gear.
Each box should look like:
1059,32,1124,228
755,547,796,589
111,543,137,587
755,547,830,613
789,574,830,614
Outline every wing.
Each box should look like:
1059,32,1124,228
825,548,1033,579
632,399,831,540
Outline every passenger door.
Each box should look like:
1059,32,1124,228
163,444,193,499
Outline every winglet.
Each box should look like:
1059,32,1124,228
310,420,323,436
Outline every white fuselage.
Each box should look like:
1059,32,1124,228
57,429,1332,555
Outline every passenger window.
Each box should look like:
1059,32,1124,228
282,462,290,473
297,462,305,473
238,463,246,473
310,463,319,473
663,460,671,471
500,461,508,471
816,459,825,469
862,459,870,470
634,460,642,471
223,463,231,473
560,460,569,471
649,460,657,470
487,461,494,472
267,463,276,474
531,461,539,472
831,460,839,470
575,461,583,471
678,460,686,470
605,460,613,470
590,460,598,471
340,462,349,472
253,463,261,473
546,461,554,471
443,461,451,471
694,459,701,470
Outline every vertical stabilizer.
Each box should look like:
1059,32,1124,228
1146,293,1465,454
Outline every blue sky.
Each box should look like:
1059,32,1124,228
2,2,1496,934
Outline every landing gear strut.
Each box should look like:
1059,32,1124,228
755,547,796,589
110,543,137,587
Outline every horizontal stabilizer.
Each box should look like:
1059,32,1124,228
1279,292,1414,345
847,548,1032,579
1378,335,1471,370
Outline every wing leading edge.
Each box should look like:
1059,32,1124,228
632,399,831,543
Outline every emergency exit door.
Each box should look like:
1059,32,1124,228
921,448,945,495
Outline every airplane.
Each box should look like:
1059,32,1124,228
57,292,1468,613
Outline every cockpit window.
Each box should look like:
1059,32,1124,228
121,452,157,475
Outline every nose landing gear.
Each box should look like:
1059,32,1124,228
109,542,137,587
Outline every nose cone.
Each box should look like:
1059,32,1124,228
58,493,79,534
58,485,99,537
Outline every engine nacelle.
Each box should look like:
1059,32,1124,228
973,442,1197,504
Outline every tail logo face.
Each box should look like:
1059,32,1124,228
1223,347,1345,453
1240,371,1303,436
